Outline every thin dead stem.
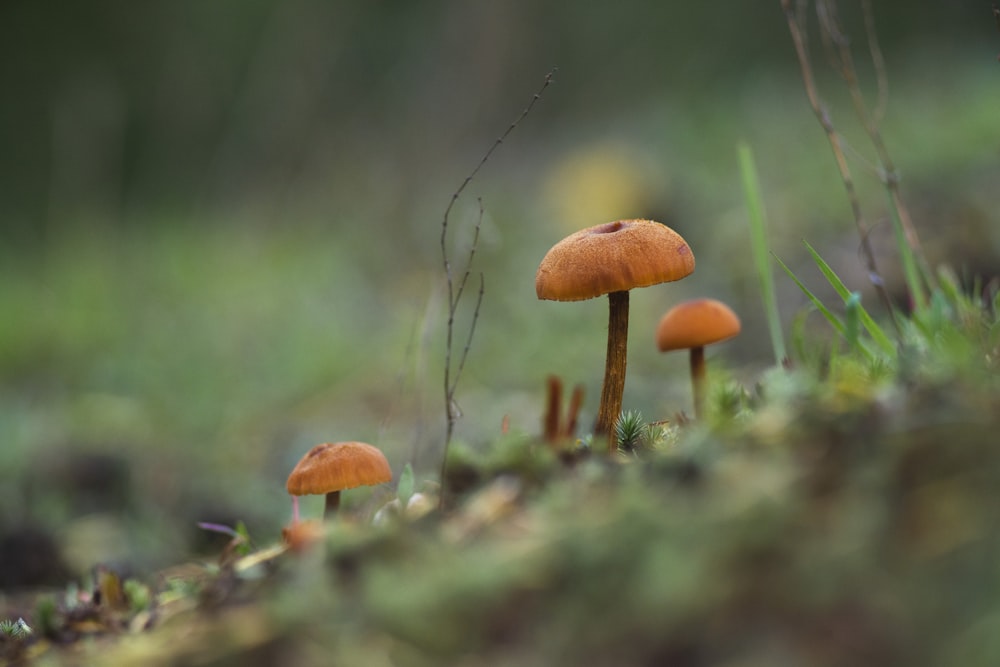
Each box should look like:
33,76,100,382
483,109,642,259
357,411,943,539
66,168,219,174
861,0,889,124
781,0,925,330
541,374,584,448
438,69,556,505
818,0,930,291
565,383,584,439
543,375,562,444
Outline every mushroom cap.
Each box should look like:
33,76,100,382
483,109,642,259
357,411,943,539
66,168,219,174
535,219,695,301
286,441,392,496
656,298,742,351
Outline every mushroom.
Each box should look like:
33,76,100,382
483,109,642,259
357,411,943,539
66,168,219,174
286,441,392,520
281,519,326,553
656,298,741,420
536,219,695,451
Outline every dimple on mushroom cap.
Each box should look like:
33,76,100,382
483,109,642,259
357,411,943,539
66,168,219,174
656,298,742,351
535,219,695,301
286,441,392,496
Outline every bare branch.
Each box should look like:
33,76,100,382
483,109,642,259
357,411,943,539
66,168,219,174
782,0,898,329
451,272,485,398
452,198,484,316
861,0,889,124
785,0,938,322
439,68,556,287
438,69,556,506
818,0,934,299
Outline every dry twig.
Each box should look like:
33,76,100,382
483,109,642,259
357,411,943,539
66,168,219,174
781,0,933,324
438,69,556,504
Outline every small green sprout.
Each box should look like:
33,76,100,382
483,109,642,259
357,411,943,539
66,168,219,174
713,381,753,422
616,410,660,454
0,617,32,639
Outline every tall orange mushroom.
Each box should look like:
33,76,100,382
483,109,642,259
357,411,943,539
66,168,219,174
656,298,741,420
536,219,695,451
286,441,392,520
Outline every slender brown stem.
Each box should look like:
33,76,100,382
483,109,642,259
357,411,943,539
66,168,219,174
565,384,584,438
781,0,899,332
438,69,556,510
595,290,629,453
819,0,931,290
544,375,562,445
689,346,706,420
860,0,888,125
323,491,341,519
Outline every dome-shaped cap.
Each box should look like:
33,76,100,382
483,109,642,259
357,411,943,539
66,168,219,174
536,219,695,302
656,298,741,351
286,442,392,496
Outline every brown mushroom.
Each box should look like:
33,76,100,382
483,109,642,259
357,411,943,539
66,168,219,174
536,219,695,451
656,298,741,420
286,441,392,519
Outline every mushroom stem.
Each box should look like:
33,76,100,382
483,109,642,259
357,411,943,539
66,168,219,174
595,289,629,452
291,495,300,523
323,491,342,519
689,346,706,419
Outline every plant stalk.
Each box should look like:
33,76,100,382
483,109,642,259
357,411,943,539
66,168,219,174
595,290,629,453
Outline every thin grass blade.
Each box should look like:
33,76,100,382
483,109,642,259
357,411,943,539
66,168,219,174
803,241,896,356
845,291,861,350
738,142,786,365
775,251,875,361
886,190,929,312
773,252,848,338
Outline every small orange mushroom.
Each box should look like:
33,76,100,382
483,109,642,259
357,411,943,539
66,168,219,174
281,519,326,553
536,219,695,451
656,298,741,420
286,441,392,520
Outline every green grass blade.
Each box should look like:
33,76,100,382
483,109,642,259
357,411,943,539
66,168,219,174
886,190,929,313
802,241,896,356
738,142,786,365
773,252,847,337
773,251,876,361
845,291,861,350
789,308,812,369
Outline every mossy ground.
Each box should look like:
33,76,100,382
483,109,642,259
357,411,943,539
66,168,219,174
3,342,1000,666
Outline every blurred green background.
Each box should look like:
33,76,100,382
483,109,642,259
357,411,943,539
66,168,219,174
1,2,998,577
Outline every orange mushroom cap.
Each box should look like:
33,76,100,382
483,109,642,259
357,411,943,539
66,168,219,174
536,219,695,301
656,298,741,351
286,442,392,496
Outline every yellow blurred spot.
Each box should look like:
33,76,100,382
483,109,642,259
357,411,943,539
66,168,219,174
543,143,664,232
